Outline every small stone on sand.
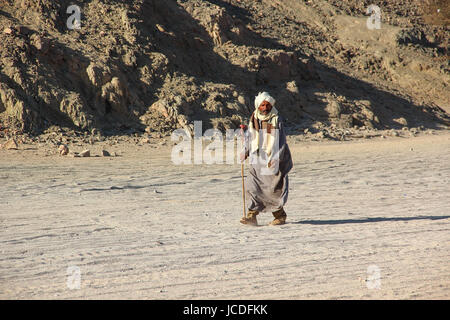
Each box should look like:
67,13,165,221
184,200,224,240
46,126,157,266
80,149,90,157
3,139,18,150
58,144,69,155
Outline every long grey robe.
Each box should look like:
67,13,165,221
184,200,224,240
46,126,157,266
244,114,293,212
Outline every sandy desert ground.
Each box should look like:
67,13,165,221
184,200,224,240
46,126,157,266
1,132,449,299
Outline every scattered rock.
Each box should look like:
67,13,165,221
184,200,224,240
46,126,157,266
337,114,353,129
326,100,341,118
364,120,375,129
58,144,69,155
395,117,409,127
316,131,326,139
80,149,90,157
3,139,18,150
102,150,111,157
30,34,50,53
155,24,165,33
3,27,13,35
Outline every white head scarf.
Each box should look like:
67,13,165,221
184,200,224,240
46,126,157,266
254,92,276,109
254,91,278,122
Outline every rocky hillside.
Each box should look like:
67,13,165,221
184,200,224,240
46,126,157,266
0,0,448,139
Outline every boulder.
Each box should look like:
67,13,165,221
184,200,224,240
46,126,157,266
3,139,18,150
80,149,90,157
58,144,69,155
3,27,13,35
325,100,342,118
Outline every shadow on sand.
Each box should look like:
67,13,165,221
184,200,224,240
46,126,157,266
292,215,450,225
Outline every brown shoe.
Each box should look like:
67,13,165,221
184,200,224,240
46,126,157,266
269,208,287,226
240,210,258,226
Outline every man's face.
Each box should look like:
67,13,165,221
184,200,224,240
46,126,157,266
258,100,272,115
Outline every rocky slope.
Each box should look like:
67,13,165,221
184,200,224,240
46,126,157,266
0,0,448,140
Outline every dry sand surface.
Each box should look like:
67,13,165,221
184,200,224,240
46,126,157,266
1,132,449,299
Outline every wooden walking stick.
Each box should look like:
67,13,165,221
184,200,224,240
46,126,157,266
240,124,247,219
241,159,246,219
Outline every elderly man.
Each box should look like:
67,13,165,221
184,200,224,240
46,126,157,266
240,92,293,226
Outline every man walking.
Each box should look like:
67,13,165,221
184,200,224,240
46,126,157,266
240,92,293,226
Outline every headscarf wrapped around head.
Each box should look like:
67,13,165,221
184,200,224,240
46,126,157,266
254,91,278,123
254,92,276,109
253,91,278,124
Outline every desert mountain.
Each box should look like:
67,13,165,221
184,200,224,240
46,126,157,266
0,0,448,137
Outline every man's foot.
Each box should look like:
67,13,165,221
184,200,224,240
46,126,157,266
240,210,258,226
268,217,286,225
269,208,287,226
240,216,257,226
